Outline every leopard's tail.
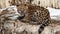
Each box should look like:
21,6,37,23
38,19,51,34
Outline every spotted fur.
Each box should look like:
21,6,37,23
16,4,51,34
17,4,51,25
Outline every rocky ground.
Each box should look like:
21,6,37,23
41,20,60,34
0,19,60,34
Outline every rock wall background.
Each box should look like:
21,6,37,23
0,0,10,8
32,0,60,9
0,0,60,9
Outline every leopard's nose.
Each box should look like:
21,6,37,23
17,15,25,20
